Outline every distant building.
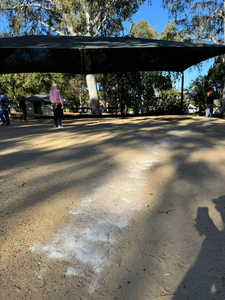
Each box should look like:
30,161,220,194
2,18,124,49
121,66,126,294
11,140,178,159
25,92,53,116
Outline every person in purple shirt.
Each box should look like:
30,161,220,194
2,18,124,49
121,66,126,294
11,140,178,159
49,83,64,128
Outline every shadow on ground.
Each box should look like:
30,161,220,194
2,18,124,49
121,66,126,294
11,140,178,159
1,115,225,299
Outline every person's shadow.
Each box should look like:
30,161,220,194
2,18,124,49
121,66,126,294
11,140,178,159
172,196,225,299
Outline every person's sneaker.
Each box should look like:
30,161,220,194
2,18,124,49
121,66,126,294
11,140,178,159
58,125,64,128
1,123,6,126
54,125,57,128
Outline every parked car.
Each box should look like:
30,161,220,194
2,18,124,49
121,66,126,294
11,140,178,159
186,104,199,114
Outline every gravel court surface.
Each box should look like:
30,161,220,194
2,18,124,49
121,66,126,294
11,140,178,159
1,115,225,300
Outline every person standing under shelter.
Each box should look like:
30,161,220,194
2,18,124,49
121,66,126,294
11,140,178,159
19,96,27,121
49,83,64,128
0,89,10,126
205,88,215,118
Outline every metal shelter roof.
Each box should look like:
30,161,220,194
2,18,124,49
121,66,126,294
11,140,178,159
0,35,225,74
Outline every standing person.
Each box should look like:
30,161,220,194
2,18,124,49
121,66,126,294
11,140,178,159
205,88,215,118
49,83,64,128
19,96,27,121
0,89,10,126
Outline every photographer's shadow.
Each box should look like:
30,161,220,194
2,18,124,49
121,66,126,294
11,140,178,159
173,196,225,299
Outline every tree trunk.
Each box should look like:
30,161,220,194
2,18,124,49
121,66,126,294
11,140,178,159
134,89,138,114
86,74,100,114
124,104,128,114
103,87,107,113
220,79,225,117
141,93,144,114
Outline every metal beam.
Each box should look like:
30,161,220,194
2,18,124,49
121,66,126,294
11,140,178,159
181,72,184,114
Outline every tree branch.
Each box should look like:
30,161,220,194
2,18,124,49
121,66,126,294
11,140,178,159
94,12,109,36
1,3,53,11
38,20,65,35
92,0,119,25
209,34,219,45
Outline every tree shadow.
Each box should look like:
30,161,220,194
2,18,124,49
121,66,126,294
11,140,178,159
107,117,225,300
1,116,225,299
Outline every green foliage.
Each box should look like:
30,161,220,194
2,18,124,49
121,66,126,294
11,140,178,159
154,88,186,113
65,75,89,109
0,72,88,109
0,0,152,37
0,73,53,107
162,0,224,44
129,20,158,39
96,19,184,114
97,70,177,114
159,20,181,41
204,56,225,92
186,56,224,112
142,72,183,113
186,75,207,112
97,72,136,113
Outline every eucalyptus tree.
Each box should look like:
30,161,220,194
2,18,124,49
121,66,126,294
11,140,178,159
0,0,151,114
97,72,141,114
205,56,225,92
0,73,55,103
186,75,207,113
159,20,182,42
129,20,182,112
65,74,89,108
129,19,158,39
96,19,183,113
162,0,225,114
162,0,224,44
186,56,224,113
0,72,88,110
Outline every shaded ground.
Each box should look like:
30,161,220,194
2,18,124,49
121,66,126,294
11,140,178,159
1,115,225,300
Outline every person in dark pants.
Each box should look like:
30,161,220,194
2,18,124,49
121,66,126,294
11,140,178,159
19,96,27,121
205,88,215,118
49,83,64,128
0,89,10,126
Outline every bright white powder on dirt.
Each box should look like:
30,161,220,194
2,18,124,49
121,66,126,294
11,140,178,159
30,137,183,293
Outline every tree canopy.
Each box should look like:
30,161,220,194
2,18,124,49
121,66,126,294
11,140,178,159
0,0,151,37
162,0,225,115
159,20,182,42
0,72,88,109
129,19,158,39
162,0,224,44
186,56,224,112
96,19,184,114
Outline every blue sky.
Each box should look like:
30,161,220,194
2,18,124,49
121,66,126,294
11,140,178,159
123,0,214,90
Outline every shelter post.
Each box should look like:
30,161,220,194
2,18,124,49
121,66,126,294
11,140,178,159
181,72,184,114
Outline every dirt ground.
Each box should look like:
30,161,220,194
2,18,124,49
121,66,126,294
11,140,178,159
1,115,225,300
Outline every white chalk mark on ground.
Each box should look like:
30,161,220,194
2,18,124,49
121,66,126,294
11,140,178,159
30,136,185,293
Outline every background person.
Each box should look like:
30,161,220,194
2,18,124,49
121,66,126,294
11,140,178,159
19,96,27,121
49,83,64,128
205,88,215,118
0,89,10,126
